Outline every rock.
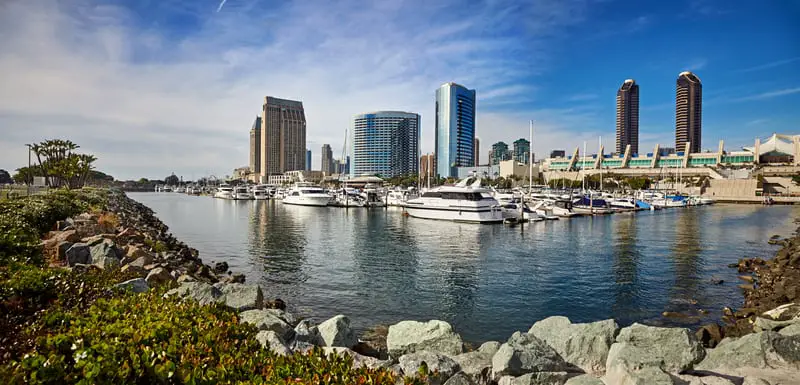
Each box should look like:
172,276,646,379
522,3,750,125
165,282,224,305
293,320,323,346
442,372,476,385
451,351,492,385
120,264,147,277
491,331,575,378
213,261,229,274
123,246,152,265
762,303,800,320
255,330,292,356
695,331,800,371
754,317,800,332
291,340,316,354
677,374,736,385
89,239,121,269
321,347,387,369
114,278,149,293
478,341,501,356
71,263,100,274
56,241,73,260
176,274,196,283
604,366,675,385
264,309,296,326
239,309,293,339
563,374,604,385
779,323,800,336
84,234,115,247
220,273,246,284
742,377,771,385
509,372,573,385
398,351,460,385
65,243,91,266
318,315,358,348
696,324,725,348
738,275,755,283
605,323,705,377
216,283,263,311
145,267,175,287
53,229,81,243
387,320,464,357
497,376,515,385
265,298,287,310
127,255,154,269
529,316,619,374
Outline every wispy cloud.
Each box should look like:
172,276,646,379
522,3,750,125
735,57,800,73
567,93,599,102
216,0,228,13
733,87,800,102
684,58,708,71
745,118,769,127
688,0,730,16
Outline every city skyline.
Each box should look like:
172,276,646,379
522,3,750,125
0,0,797,179
352,111,420,178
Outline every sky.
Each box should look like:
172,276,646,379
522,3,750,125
0,0,798,180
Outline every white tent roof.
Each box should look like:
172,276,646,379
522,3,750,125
744,133,797,155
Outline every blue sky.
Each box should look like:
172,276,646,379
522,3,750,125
0,0,798,179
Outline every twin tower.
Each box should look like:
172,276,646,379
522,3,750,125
616,71,702,156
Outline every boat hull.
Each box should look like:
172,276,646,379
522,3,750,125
404,205,505,223
282,196,331,206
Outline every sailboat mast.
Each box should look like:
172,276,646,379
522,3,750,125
599,136,603,192
582,141,587,193
529,120,533,196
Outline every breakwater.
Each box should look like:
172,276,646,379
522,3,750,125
16,190,800,384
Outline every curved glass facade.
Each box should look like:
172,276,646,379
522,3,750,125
436,82,476,177
351,111,420,178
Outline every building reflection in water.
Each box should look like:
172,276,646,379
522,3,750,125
666,209,703,316
611,214,642,322
247,201,308,287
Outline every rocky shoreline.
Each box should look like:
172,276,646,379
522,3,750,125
44,190,800,385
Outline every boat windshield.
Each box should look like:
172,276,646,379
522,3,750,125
421,191,493,201
300,188,325,194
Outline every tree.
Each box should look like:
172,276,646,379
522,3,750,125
0,169,11,184
25,139,97,189
138,178,150,183
164,173,180,185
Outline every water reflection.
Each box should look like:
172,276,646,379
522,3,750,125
611,215,642,322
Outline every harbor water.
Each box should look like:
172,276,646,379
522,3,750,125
129,193,798,343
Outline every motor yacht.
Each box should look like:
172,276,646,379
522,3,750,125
404,177,510,223
253,185,269,200
233,186,252,200
214,185,233,199
282,182,333,206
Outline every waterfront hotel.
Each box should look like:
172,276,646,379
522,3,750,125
435,82,477,178
351,111,421,178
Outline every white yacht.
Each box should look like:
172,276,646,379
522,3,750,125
404,177,508,223
282,183,332,206
214,185,233,199
253,185,269,200
233,186,252,200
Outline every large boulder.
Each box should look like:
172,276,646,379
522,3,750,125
478,341,501,356
322,347,388,369
65,243,91,266
529,316,619,374
53,229,81,243
123,246,152,265
563,374,604,385
216,283,263,311
318,315,358,348
166,282,224,305
695,331,800,371
145,267,175,287
451,351,493,385
398,350,460,385
114,278,149,293
56,241,73,260
779,323,800,336
293,319,323,346
255,330,292,356
387,320,464,357
604,323,705,382
507,372,573,385
491,331,576,379
239,309,294,339
753,317,800,333
676,374,735,385
443,372,477,385
89,239,121,269
603,367,675,385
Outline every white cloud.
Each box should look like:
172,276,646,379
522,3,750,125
0,0,598,179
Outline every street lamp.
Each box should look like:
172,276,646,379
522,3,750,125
25,144,32,195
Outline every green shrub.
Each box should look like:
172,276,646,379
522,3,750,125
1,291,422,385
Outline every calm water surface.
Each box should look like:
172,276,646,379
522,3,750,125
130,193,798,342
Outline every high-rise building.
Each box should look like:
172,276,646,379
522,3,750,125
420,154,436,179
675,71,702,153
249,116,261,175
513,138,530,164
616,79,640,155
352,111,420,178
550,150,566,158
344,156,350,176
435,82,476,177
259,97,306,179
321,144,333,175
491,141,510,165
305,149,311,171
474,137,480,166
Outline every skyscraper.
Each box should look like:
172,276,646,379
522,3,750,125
435,82,476,177
305,149,311,171
616,79,639,155
249,116,261,175
260,97,306,179
352,111,420,178
321,144,333,175
675,71,702,153
419,154,436,179
513,138,530,164
491,141,510,165
474,137,480,166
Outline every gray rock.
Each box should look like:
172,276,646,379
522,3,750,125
742,377,771,385
90,239,121,269
779,323,800,336
165,282,224,305
451,351,492,385
443,372,477,385
529,316,619,374
291,340,316,354
216,283,263,311
676,374,736,385
114,278,149,293
120,264,147,277
695,331,800,371
604,366,675,385
398,351,460,385
564,374,604,385
239,309,293,339
754,317,800,333
761,303,800,320
318,315,358,348
510,372,573,385
605,323,705,377
497,376,515,385
65,243,90,266
127,255,154,269
264,309,296,326
387,320,464,357
56,241,73,260
145,267,175,287
322,347,387,369
491,331,575,378
294,319,323,346
256,330,292,356
478,341,501,356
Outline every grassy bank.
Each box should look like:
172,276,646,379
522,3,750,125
0,189,420,384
